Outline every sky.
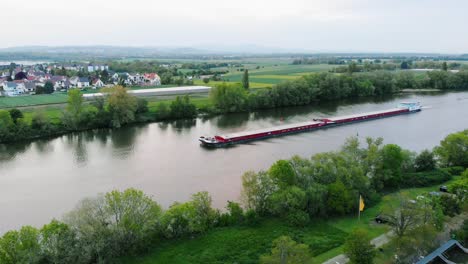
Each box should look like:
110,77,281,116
2,0,468,53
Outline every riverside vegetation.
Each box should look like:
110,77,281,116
2,70,468,143
0,130,467,264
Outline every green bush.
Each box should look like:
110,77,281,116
401,169,451,187
439,195,461,216
441,166,465,176
286,210,310,227
245,209,260,227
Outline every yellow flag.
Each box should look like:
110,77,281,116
359,195,365,212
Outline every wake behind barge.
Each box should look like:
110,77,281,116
199,102,421,148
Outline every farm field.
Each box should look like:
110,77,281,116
0,93,69,108
123,180,454,264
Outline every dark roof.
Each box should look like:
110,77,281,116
415,240,467,264
78,77,89,82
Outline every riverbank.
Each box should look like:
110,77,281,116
1,91,467,234
121,179,458,264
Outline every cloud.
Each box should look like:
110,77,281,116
1,0,467,53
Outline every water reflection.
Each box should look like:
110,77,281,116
65,133,88,165
0,142,32,163
215,112,250,128
171,119,197,131
34,139,54,154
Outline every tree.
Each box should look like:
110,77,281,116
442,61,448,71
326,181,352,215
380,144,405,188
44,81,54,94
270,186,307,218
269,160,296,188
170,95,197,119
155,102,170,120
189,191,216,233
161,202,194,238
434,129,468,167
62,89,84,129
135,98,149,114
414,149,436,172
101,70,109,83
14,71,27,80
0,226,41,264
241,171,276,215
344,228,376,264
259,236,312,264
31,112,52,133
210,83,247,113
40,220,80,263
104,188,162,252
384,195,421,238
202,78,210,84
226,201,244,225
242,69,249,89
105,85,137,128
400,61,409,69
64,188,162,261
8,109,23,124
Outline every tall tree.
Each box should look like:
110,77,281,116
442,61,448,71
434,129,468,167
63,89,84,129
242,69,249,89
104,85,137,128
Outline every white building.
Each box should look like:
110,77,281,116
2,82,27,96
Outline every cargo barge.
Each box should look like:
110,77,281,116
199,102,421,148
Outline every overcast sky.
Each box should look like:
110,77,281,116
2,0,467,53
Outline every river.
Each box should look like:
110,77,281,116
1,91,468,233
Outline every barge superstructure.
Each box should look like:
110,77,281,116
199,102,421,147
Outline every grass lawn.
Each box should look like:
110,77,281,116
0,93,69,108
192,79,271,89
122,180,454,264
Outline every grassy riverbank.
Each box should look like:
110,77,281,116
123,180,456,264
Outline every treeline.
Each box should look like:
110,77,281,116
210,70,468,113
241,134,467,222
0,131,466,263
0,87,198,143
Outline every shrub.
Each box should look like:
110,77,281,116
401,169,451,187
439,195,461,216
244,209,260,227
286,210,310,227
441,166,465,176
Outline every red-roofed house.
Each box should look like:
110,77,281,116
143,73,161,86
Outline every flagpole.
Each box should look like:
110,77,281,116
358,194,361,222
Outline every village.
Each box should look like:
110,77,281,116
0,63,162,96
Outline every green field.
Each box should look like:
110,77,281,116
0,93,69,108
123,180,453,264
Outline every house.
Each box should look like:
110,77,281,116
50,76,69,90
87,64,109,72
2,81,26,96
77,77,90,88
143,73,161,86
24,82,36,93
127,73,145,85
91,78,105,89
